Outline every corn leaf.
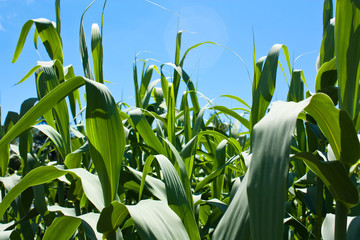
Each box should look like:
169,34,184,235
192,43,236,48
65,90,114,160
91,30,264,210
91,23,103,83
43,216,81,240
79,1,95,79
336,0,360,120
85,81,125,206
32,124,66,160
13,18,63,63
250,44,291,131
0,77,86,153
315,57,337,92
127,200,190,240
246,93,359,239
292,152,358,208
141,155,200,240
0,166,105,220
213,174,250,240
129,109,166,155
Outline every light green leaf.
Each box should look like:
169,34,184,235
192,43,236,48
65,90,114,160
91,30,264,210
43,216,81,240
141,155,199,239
315,57,337,92
85,81,125,206
79,1,95,79
91,23,103,83
32,124,66,160
210,105,250,130
13,18,63,63
250,44,291,131
0,77,86,154
97,200,129,234
127,200,190,240
129,108,166,155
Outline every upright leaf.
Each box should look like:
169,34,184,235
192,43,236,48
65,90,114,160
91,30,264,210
91,23,103,83
250,44,291,131
336,0,360,120
85,81,125,206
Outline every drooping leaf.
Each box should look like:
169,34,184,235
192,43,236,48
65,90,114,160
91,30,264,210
0,166,105,220
12,18,63,63
0,77,86,153
293,152,358,208
127,200,190,240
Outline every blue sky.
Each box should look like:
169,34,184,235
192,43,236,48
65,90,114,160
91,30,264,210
0,0,324,121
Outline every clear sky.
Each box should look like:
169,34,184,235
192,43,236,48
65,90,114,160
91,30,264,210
0,0,325,122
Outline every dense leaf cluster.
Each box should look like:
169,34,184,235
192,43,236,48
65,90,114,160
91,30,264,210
0,0,360,239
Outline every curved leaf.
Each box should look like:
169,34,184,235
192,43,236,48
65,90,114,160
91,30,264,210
127,200,190,240
43,216,81,240
293,152,358,208
0,166,105,220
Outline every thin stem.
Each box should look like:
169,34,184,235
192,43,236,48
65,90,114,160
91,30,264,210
335,201,348,240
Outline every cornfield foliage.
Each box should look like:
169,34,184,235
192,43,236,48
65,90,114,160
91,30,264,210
1,0,360,239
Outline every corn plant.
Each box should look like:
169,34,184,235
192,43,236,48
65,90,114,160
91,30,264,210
0,0,360,239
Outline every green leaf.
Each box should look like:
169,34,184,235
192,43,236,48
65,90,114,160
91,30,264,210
250,44,291,131
91,23,103,83
304,94,360,168
16,65,42,85
287,70,304,102
13,18,63,63
211,106,250,130
129,108,166,155
195,155,239,193
212,140,227,199
213,174,250,240
220,94,251,109
55,0,61,39
127,200,190,240
141,155,199,239
64,142,89,169
97,200,129,234
247,99,311,240
32,124,66,160
0,166,105,220
315,57,337,92
79,1,95,80
0,77,86,153
319,18,335,69
126,166,167,202
43,216,81,240
64,65,82,121
139,65,154,102
85,81,125,206
162,139,192,207
336,0,360,119
292,152,358,208
322,214,360,240
323,0,333,32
